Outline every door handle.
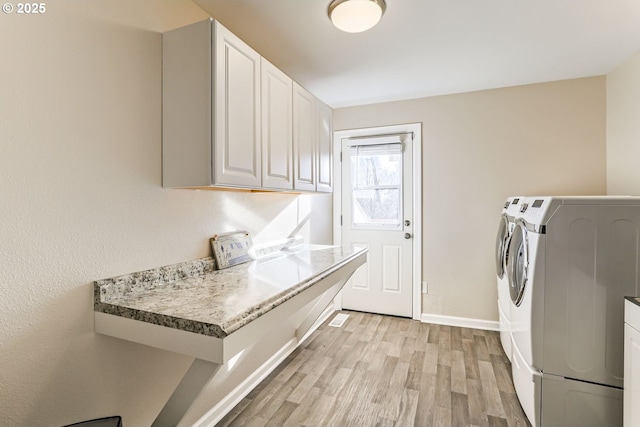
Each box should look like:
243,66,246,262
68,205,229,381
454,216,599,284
404,233,412,239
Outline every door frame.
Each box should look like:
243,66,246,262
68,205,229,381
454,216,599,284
332,123,422,320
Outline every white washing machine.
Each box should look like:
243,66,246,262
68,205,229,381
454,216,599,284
506,196,640,427
495,196,525,361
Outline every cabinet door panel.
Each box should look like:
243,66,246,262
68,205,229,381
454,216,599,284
262,59,293,190
316,100,333,193
214,22,261,187
625,323,640,426
293,83,316,191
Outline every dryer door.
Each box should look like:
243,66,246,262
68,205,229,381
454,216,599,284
507,220,528,307
495,214,509,279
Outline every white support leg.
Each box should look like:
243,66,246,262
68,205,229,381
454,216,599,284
295,277,348,341
152,359,220,427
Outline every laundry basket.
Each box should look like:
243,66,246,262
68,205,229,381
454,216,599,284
63,416,122,427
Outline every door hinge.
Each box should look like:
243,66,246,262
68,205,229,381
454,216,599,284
340,151,342,162
340,215,343,226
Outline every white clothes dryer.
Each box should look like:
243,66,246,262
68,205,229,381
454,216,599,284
506,196,640,427
495,196,524,361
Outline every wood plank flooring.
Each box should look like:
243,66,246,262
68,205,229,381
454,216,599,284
216,311,531,427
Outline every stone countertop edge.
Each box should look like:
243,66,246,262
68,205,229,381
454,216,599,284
94,247,367,339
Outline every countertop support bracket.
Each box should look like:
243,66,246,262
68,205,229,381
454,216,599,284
152,359,220,427
296,274,350,342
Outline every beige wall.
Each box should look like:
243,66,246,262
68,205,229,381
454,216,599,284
0,1,332,425
334,77,607,322
607,51,640,195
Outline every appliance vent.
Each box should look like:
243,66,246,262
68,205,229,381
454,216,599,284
328,313,350,328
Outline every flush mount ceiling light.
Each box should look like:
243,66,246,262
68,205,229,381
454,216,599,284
328,0,387,33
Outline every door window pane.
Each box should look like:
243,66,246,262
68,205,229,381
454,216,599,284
350,147,402,229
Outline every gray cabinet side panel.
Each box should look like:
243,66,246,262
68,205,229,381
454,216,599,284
162,20,213,187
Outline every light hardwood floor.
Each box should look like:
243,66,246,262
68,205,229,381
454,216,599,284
216,310,531,427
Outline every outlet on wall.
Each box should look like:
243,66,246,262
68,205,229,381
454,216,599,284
421,281,428,294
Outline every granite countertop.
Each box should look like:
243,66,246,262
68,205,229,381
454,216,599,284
94,245,367,339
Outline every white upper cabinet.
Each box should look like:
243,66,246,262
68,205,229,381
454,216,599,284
261,58,293,190
162,19,332,193
316,100,333,193
163,19,261,189
293,83,317,192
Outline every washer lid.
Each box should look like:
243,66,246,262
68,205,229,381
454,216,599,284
495,214,509,279
507,220,528,307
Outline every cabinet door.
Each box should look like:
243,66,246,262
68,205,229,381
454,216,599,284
214,22,262,187
293,83,316,191
261,59,293,190
625,323,640,426
315,100,333,193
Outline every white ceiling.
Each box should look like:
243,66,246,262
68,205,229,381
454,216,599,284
191,0,640,108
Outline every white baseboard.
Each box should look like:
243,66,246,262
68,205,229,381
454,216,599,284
193,306,337,427
421,313,499,331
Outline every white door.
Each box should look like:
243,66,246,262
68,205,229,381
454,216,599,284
340,132,414,317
